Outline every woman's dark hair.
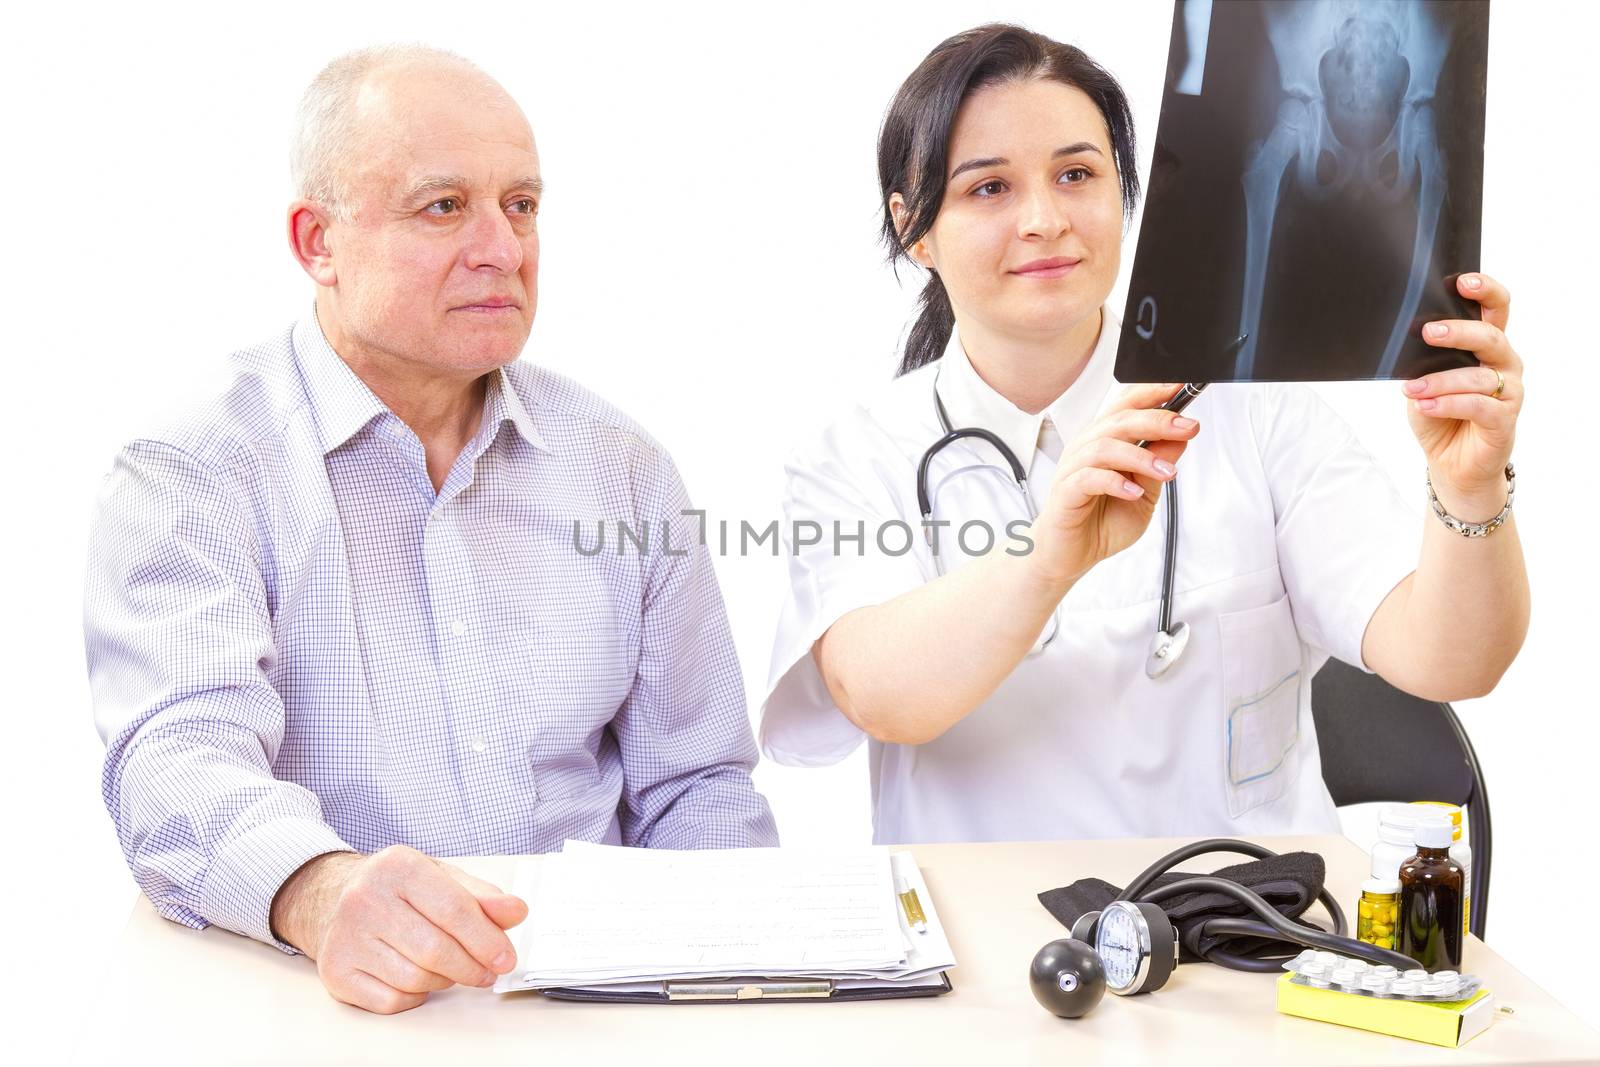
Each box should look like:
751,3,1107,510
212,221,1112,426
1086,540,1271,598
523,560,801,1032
878,24,1140,375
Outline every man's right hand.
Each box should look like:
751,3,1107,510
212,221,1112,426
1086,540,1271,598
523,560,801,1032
270,845,528,1014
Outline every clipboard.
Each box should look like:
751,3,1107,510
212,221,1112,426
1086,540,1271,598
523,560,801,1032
493,844,957,1003
539,972,953,1003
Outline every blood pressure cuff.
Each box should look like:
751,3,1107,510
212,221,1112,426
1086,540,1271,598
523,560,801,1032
1038,852,1328,963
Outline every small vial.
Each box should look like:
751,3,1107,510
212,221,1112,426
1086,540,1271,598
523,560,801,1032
1389,978,1419,997
1356,877,1402,951
1373,965,1398,980
1404,969,1429,982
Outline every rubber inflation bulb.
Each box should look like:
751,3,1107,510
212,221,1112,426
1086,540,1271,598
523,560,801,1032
1029,939,1107,1018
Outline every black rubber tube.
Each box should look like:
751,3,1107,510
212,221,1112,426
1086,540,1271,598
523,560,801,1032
1142,876,1420,971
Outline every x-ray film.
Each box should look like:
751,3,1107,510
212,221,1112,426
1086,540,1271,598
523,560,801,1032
1116,0,1489,383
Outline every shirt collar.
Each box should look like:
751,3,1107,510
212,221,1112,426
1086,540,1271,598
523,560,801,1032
292,314,547,456
293,315,389,455
491,363,546,451
934,306,1121,468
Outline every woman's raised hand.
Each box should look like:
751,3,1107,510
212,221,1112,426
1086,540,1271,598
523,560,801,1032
1029,383,1198,588
1403,272,1521,520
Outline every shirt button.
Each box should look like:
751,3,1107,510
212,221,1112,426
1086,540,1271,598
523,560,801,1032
451,619,467,637
469,737,488,753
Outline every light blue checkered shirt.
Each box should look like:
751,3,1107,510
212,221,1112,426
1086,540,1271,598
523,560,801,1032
85,317,777,950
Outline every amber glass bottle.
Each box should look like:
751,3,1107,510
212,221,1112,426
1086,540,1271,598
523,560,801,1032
1398,816,1465,970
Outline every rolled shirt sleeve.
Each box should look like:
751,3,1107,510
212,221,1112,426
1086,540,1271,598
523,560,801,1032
759,413,932,767
1250,385,1422,671
611,446,778,849
86,442,353,951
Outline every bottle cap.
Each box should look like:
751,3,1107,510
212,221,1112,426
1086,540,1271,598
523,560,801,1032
1414,815,1454,848
1382,803,1425,827
1376,822,1421,851
1409,801,1462,824
1410,801,1465,840
1361,877,1401,895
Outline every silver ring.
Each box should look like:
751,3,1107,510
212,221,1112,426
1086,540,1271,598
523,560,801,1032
1491,368,1505,398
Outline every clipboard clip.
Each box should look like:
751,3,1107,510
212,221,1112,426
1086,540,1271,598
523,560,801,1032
664,979,835,1001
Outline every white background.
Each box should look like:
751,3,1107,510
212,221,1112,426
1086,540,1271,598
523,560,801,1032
3,0,1596,1047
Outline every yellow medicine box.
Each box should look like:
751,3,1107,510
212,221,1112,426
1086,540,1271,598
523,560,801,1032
1275,973,1497,1048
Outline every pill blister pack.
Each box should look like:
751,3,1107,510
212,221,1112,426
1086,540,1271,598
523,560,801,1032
1283,951,1481,1002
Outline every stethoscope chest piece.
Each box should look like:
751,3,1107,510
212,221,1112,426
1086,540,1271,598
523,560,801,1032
1145,621,1189,679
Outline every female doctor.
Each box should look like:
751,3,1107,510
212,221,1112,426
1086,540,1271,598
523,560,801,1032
760,24,1529,844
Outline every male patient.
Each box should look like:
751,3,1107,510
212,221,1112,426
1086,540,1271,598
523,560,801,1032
84,46,777,1015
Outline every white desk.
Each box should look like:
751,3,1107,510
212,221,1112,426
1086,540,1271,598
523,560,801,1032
83,835,1600,1066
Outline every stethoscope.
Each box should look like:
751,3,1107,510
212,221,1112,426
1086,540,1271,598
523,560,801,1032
916,378,1207,678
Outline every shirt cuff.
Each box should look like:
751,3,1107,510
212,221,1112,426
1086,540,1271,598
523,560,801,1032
198,817,355,953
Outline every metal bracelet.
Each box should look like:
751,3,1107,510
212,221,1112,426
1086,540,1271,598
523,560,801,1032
1426,463,1515,538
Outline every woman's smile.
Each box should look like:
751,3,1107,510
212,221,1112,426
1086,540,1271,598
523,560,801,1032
1009,256,1081,279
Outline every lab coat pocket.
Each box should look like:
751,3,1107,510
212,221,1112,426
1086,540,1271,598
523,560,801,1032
523,628,634,799
1218,594,1304,817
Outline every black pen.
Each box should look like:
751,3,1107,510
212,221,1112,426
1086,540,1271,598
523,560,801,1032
1133,333,1244,447
1159,382,1208,416
1137,383,1208,449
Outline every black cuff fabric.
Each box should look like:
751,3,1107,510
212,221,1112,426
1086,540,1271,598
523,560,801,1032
1037,852,1328,962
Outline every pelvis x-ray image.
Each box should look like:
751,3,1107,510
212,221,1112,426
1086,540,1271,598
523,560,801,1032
1115,0,1489,383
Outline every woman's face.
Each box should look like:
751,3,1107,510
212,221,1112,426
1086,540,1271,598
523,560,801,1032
902,78,1124,346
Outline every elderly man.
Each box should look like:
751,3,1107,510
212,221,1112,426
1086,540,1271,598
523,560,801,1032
84,45,777,1015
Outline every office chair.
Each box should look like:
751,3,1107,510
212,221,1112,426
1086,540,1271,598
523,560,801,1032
1310,657,1492,940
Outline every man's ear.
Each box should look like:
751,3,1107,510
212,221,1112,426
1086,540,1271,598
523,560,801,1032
888,192,936,272
288,200,338,287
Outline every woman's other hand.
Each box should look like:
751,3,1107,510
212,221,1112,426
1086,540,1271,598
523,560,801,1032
1403,272,1522,519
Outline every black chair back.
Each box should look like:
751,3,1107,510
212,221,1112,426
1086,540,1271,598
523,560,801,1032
1311,658,1492,939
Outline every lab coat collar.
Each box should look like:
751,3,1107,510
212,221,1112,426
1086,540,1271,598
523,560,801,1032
934,307,1121,469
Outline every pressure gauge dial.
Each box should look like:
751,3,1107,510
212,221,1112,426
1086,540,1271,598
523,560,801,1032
1093,900,1180,995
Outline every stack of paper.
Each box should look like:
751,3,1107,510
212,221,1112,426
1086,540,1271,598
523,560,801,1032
493,841,955,994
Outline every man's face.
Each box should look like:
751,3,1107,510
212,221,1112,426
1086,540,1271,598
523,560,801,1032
321,64,542,378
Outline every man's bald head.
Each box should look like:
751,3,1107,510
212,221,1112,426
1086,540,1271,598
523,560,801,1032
285,44,542,384
291,45,522,221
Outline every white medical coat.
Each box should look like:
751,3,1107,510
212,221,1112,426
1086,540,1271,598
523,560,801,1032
761,310,1422,844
